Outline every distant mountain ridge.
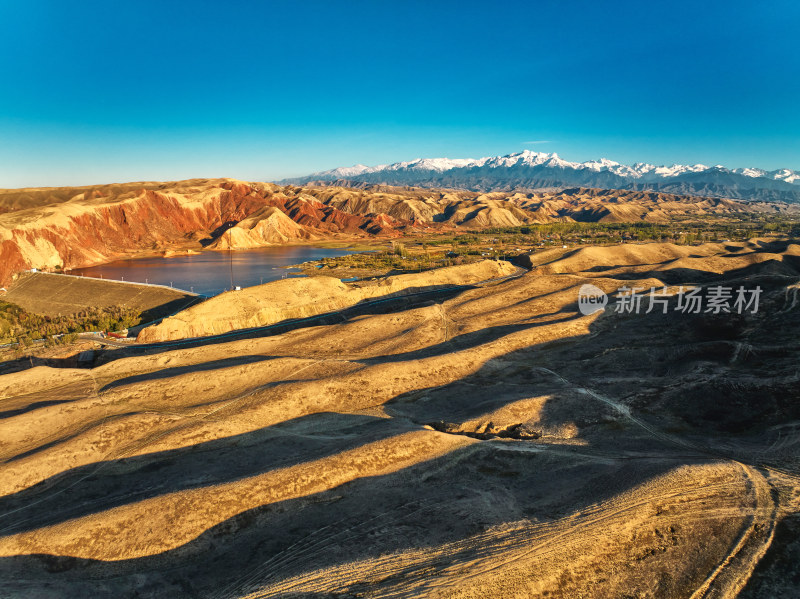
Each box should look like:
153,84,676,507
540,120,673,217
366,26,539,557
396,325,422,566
4,178,797,286
279,150,800,203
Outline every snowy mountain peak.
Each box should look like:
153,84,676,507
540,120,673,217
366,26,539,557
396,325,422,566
402,157,485,172
772,169,800,184
283,151,800,203
313,151,791,182
319,163,385,178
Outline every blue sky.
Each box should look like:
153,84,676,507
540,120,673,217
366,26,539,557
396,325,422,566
1,0,798,187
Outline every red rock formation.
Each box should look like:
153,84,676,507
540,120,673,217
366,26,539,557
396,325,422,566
0,178,785,286
0,179,412,286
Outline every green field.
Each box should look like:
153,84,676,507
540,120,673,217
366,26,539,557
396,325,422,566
0,300,140,346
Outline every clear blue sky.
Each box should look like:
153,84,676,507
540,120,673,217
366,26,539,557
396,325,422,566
1,0,798,187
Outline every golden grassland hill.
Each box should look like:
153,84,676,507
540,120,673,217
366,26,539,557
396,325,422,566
2,178,795,286
206,206,317,249
308,184,796,226
526,237,800,281
0,240,799,596
0,181,170,215
136,259,518,343
0,339,102,375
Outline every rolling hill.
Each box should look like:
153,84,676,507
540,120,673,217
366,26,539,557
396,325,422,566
1,240,799,596
1,178,796,286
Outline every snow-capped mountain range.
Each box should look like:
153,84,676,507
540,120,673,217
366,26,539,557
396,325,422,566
279,150,800,203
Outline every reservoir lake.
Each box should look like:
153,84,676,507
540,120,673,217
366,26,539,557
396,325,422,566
70,246,357,297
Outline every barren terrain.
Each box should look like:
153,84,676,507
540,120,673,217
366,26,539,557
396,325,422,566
0,241,799,597
2,179,796,287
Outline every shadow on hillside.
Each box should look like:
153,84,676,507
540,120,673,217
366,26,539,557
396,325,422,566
533,239,800,283
359,311,578,365
0,373,687,597
0,284,475,375
0,399,76,420
609,256,800,285
0,257,798,596
92,285,477,365
198,220,238,247
0,296,203,376
134,295,206,332
98,354,283,392
0,412,397,536
577,240,800,286
97,313,582,394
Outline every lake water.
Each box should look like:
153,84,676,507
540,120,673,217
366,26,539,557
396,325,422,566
70,246,357,296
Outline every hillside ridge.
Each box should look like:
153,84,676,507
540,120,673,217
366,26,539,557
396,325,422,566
1,178,796,286
281,150,800,203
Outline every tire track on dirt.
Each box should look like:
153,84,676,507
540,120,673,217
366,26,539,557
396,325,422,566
688,464,777,599
238,472,747,598
536,367,779,599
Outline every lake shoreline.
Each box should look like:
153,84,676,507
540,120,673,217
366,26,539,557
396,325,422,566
57,238,382,277
68,244,367,297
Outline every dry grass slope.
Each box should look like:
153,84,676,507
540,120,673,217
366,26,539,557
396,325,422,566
0,240,798,597
136,260,517,342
